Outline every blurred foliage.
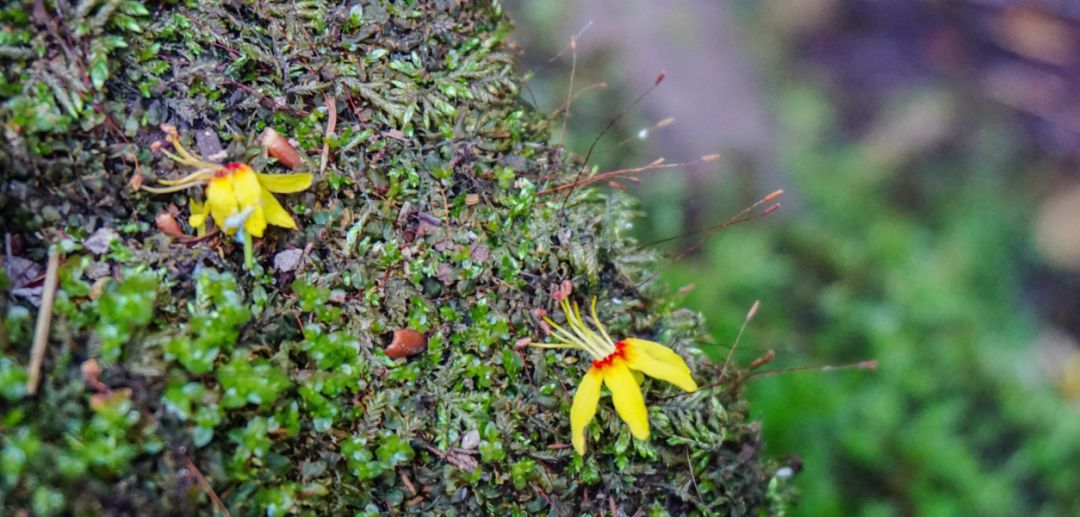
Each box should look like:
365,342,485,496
501,1,1080,512
659,82,1080,515
0,0,784,514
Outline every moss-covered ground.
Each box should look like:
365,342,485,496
0,1,785,514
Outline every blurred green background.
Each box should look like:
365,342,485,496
507,1,1080,514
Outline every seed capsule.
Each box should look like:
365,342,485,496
155,211,186,238
386,328,427,359
259,127,303,169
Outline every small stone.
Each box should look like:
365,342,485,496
460,430,480,450
329,289,346,304
11,286,42,307
436,263,455,285
470,244,489,263
85,228,118,255
6,255,40,288
274,248,304,272
86,261,111,279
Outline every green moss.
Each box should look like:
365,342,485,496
0,0,784,514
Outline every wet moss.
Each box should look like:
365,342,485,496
1,0,785,514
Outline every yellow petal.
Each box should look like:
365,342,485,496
571,367,603,456
189,212,206,229
624,340,698,392
603,359,649,441
232,166,263,209
206,177,239,235
260,187,297,229
244,205,267,238
256,172,313,193
188,198,210,234
623,338,693,377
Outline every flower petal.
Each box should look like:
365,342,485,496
189,212,206,229
244,206,267,238
189,198,210,235
231,168,266,237
603,359,649,441
571,367,603,455
206,177,239,234
261,187,297,229
232,166,263,209
623,338,693,377
256,172,313,193
623,340,697,392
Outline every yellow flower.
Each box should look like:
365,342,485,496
189,198,209,236
142,129,312,268
534,297,698,455
197,162,310,238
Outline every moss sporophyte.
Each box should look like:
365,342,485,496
532,297,698,455
141,127,312,268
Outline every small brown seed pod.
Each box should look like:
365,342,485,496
155,211,186,238
386,328,427,359
258,127,302,169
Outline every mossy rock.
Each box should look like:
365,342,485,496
0,0,784,514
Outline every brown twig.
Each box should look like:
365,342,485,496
223,78,307,116
294,242,315,275
559,70,666,211
635,190,783,288
559,34,578,147
26,248,60,396
181,454,231,517
746,360,880,381
532,483,562,517
685,448,704,507
547,20,594,64
719,300,760,381
320,96,337,175
540,155,714,195
550,81,608,118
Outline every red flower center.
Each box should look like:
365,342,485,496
592,340,627,370
214,162,245,178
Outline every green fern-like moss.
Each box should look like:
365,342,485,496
0,1,784,514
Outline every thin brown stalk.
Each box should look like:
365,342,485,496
26,248,61,395
182,455,231,517
320,96,337,174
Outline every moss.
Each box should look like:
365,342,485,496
1,0,785,514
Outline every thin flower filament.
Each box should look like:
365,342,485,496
536,298,616,359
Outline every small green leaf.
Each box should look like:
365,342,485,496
112,14,142,33
121,1,150,16
89,52,108,91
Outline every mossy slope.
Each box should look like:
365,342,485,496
1,1,779,514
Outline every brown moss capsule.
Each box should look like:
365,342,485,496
386,328,427,359
155,211,186,238
258,127,302,169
